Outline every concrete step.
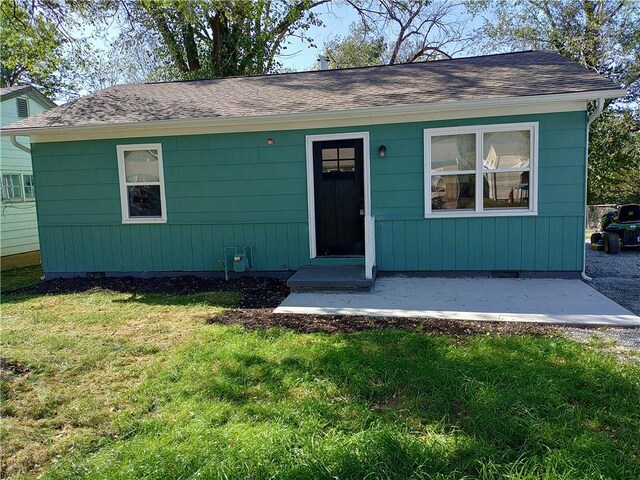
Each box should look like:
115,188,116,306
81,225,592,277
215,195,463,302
287,265,375,292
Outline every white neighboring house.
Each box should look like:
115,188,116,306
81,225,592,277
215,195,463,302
0,86,55,270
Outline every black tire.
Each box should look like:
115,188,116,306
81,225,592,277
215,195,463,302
590,232,603,244
604,232,621,254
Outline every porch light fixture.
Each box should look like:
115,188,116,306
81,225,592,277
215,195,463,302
266,138,275,145
378,144,387,158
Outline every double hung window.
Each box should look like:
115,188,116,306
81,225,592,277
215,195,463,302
424,123,537,217
116,144,167,223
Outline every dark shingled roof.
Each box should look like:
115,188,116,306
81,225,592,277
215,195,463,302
5,51,621,131
0,85,56,108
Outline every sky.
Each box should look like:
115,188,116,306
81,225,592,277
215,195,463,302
277,3,360,71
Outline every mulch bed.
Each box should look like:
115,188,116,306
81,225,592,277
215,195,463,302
6,275,562,337
5,275,290,309
211,308,562,337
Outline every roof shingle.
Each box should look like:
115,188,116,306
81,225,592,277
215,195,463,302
5,51,621,131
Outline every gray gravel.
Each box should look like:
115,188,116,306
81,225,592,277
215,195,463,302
563,244,640,362
584,242,640,315
563,327,640,363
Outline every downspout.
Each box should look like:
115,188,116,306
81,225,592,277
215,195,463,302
582,97,605,281
10,135,31,154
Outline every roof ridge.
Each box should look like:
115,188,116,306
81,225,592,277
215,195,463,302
139,49,549,87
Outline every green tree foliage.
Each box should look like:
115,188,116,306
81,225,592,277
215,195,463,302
588,111,640,205
467,0,639,104
0,1,68,97
467,0,640,204
324,22,387,68
127,0,329,80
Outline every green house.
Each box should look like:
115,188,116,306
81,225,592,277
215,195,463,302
2,51,623,281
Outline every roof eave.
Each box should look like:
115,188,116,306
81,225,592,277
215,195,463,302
2,88,625,142
0,86,56,109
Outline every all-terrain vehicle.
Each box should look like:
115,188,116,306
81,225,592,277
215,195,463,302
590,204,640,254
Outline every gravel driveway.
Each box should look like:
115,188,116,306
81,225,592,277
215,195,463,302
565,243,640,361
584,242,640,315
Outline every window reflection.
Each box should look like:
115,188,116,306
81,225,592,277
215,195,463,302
483,171,529,208
431,174,475,210
128,185,162,217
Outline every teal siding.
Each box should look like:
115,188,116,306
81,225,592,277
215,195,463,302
32,111,587,274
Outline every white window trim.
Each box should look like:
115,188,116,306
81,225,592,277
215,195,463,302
116,143,167,224
424,122,538,218
1,172,25,202
305,132,375,279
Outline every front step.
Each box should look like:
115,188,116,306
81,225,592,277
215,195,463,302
287,265,375,292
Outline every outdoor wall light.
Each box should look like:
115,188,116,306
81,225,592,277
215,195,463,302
378,145,387,158
266,138,275,145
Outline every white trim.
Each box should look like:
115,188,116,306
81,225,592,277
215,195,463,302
116,143,167,224
1,172,25,202
305,132,373,276
5,89,624,143
424,122,538,218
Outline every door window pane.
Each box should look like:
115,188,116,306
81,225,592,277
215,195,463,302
321,148,338,160
431,174,475,210
431,134,476,172
128,185,162,217
338,147,355,159
124,149,160,182
483,130,530,169
483,171,529,208
322,160,339,173
340,159,355,172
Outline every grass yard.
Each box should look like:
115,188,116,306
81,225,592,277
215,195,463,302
1,277,639,479
0,265,43,293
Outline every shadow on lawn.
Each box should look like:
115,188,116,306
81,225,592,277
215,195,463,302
133,328,640,479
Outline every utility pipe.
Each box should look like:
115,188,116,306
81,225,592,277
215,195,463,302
582,97,605,282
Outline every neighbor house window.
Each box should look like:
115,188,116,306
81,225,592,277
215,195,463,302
23,174,35,200
116,144,167,223
1,174,24,201
424,123,537,217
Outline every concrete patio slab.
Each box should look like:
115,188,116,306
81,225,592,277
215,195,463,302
275,277,640,327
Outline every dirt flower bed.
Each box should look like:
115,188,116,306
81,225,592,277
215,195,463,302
8,275,564,337
211,308,563,337
7,275,290,309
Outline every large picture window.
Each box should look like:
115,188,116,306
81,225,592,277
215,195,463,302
424,123,537,217
117,144,167,223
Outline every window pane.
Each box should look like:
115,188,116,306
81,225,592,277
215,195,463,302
128,185,162,217
338,147,355,159
483,171,529,208
483,130,530,169
431,134,476,172
340,159,355,172
2,174,23,200
321,148,337,160
124,149,160,182
431,174,475,210
322,160,339,173
23,174,35,199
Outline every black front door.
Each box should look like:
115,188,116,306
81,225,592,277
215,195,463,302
313,139,365,256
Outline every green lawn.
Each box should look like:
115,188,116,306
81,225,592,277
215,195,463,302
1,282,639,479
1,264,43,293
